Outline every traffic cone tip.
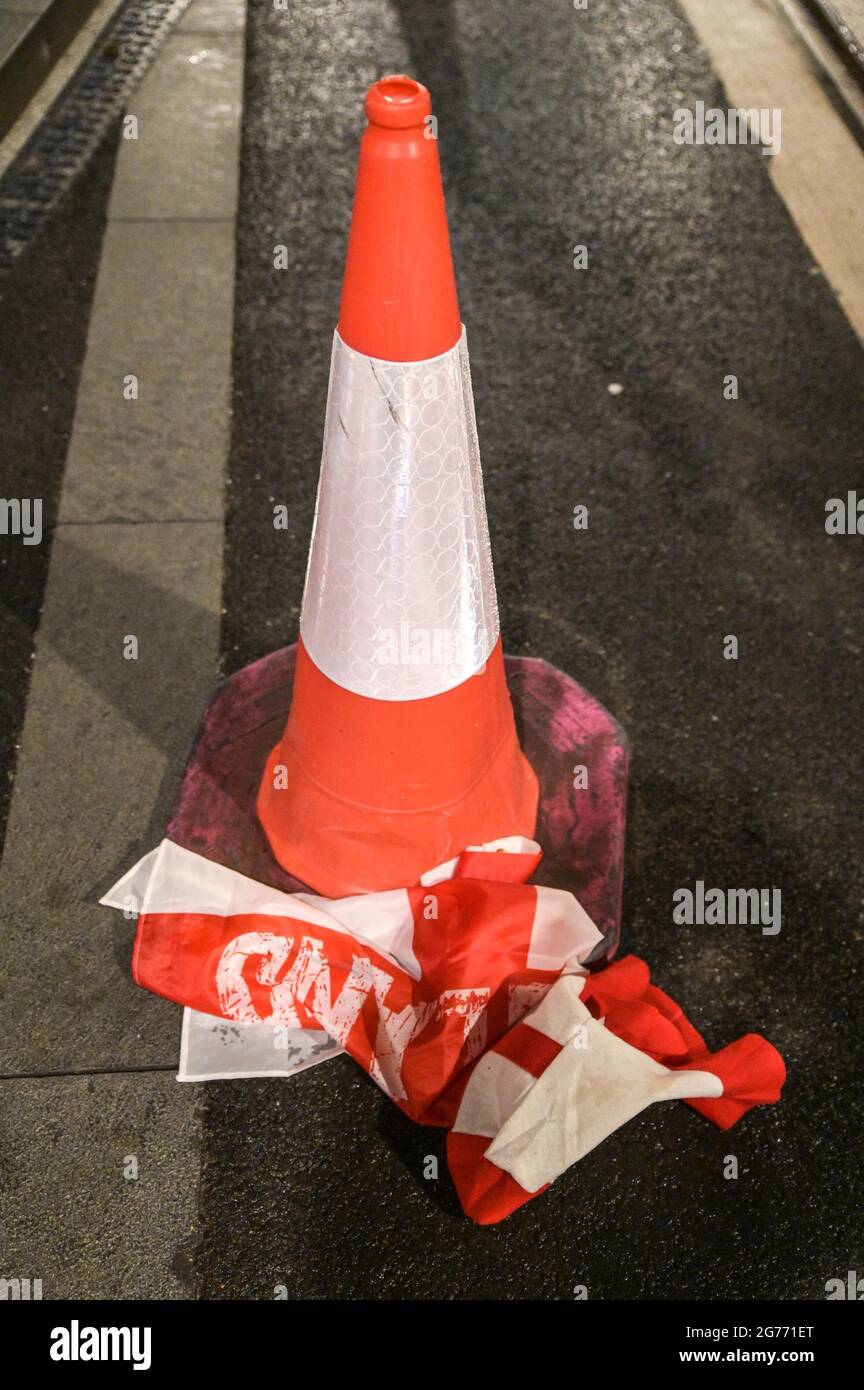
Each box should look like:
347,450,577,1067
366,75,431,129
338,74,460,361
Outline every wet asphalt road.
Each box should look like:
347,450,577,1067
204,0,864,1298
1,0,862,1299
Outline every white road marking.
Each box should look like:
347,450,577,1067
679,0,864,343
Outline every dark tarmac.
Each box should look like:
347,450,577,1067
2,0,863,1300
206,0,864,1299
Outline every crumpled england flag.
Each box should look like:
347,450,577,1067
102,837,785,1224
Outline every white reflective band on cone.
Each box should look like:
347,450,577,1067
300,328,500,701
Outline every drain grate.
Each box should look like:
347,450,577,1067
0,0,192,276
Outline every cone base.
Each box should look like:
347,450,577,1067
256,639,539,896
257,714,539,898
166,645,628,963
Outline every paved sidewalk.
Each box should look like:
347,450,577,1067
0,0,244,1298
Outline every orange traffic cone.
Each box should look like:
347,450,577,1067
257,75,539,896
